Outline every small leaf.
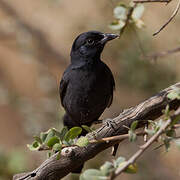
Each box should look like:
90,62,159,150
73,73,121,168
64,127,82,142
59,126,69,141
128,130,137,142
118,162,138,174
82,125,93,133
27,141,40,151
56,151,61,160
52,143,62,152
130,121,138,131
167,91,180,100
76,137,89,147
145,128,155,136
33,136,42,144
113,6,127,20
100,162,114,176
109,20,125,30
80,169,106,180
46,136,60,147
114,156,126,168
40,132,48,142
44,129,55,144
132,4,144,21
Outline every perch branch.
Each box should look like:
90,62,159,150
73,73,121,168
13,82,180,180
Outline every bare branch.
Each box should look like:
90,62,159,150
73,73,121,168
13,83,180,180
153,0,180,36
134,0,171,3
145,46,180,61
111,107,180,179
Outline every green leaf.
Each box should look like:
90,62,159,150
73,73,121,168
113,6,127,20
130,121,138,131
114,156,126,168
145,128,155,136
27,141,40,151
40,132,48,142
126,163,138,174
82,125,93,133
64,127,82,142
46,136,60,147
167,90,180,100
52,143,62,152
128,130,137,142
59,126,69,141
33,136,42,144
44,129,55,144
80,169,106,180
76,137,89,147
132,4,144,21
56,151,61,160
100,162,114,176
118,162,138,174
109,20,125,30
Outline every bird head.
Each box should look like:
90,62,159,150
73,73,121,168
70,31,119,61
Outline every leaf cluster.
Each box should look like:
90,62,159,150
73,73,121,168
109,2,145,31
80,156,137,180
27,126,91,159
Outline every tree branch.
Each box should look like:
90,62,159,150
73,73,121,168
145,46,180,61
13,82,180,180
134,0,172,3
153,0,180,36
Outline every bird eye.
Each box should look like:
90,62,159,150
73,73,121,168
87,39,94,45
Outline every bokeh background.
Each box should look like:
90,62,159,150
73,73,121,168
0,0,180,179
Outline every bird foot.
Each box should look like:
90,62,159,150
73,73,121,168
103,118,117,132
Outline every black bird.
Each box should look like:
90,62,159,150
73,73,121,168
59,31,118,173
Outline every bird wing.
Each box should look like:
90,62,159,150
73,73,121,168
104,64,115,108
59,68,70,107
107,73,115,107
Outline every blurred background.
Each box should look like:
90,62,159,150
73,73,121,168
0,0,180,179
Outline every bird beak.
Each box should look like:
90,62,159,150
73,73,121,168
100,33,119,44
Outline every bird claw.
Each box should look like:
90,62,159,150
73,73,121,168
103,119,117,131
